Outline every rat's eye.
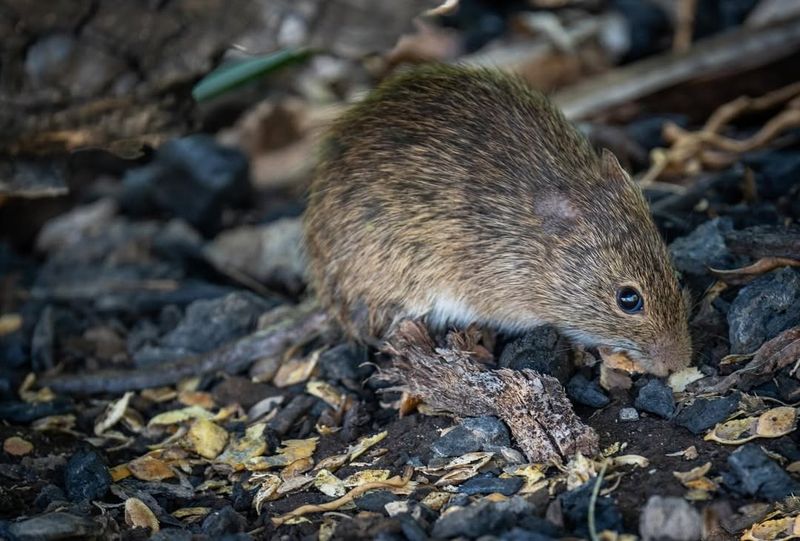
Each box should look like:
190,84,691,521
616,287,643,314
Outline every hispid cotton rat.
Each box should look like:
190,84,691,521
304,65,691,377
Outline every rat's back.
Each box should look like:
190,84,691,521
304,65,606,341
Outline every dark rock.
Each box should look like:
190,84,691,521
121,135,250,234
355,490,400,513
398,514,428,541
459,475,524,496
0,330,27,371
559,480,623,537
230,482,255,512
639,496,702,541
318,343,370,384
34,484,67,512
0,398,73,423
432,496,538,539
6,512,104,540
431,416,511,457
728,267,800,354
500,527,558,541
674,394,739,435
611,0,671,62
669,217,742,277
498,327,572,384
566,374,610,408
64,448,111,502
268,395,316,436
626,114,688,151
635,379,676,418
200,506,247,538
744,150,800,199
134,291,277,366
150,529,193,541
693,0,758,39
723,443,800,501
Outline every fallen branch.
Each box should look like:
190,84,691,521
41,300,329,395
381,321,598,464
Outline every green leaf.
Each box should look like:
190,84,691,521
192,48,312,102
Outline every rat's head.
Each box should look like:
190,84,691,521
534,150,692,377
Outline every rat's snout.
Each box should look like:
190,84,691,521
645,335,693,377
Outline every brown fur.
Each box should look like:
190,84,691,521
304,65,691,376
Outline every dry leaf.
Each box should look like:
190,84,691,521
171,507,211,522
273,351,320,388
599,363,632,390
705,407,797,444
348,431,388,461
127,454,174,481
673,462,712,484
245,437,318,471
314,469,347,498
277,474,314,495
186,419,229,460
306,381,346,410
710,258,800,285
218,422,269,470
110,464,132,482
140,387,178,403
95,392,133,436
0,314,22,336
666,445,699,460
178,391,216,409
282,457,315,478
505,464,548,494
252,473,282,513
598,348,644,374
125,497,159,532
741,515,800,541
148,406,215,427
3,436,33,456
342,469,391,487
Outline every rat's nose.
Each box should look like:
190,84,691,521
647,336,692,376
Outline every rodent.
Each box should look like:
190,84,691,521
303,65,692,377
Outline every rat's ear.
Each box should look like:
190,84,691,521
600,149,631,183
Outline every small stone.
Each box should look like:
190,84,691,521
200,506,247,538
7,512,103,540
566,374,610,408
458,475,524,496
669,217,742,277
64,448,111,502
640,496,702,541
674,394,740,435
635,379,676,418
398,514,428,541
723,443,800,501
619,407,639,422
727,267,800,354
33,484,67,512
121,135,251,234
318,343,370,384
559,480,623,537
354,490,400,513
431,416,511,457
743,150,800,200
499,327,572,384
150,529,193,541
625,114,688,151
432,496,537,539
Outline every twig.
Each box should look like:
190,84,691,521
673,0,697,53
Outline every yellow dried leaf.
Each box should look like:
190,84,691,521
598,348,643,374
673,462,712,484
218,422,268,470
140,387,178,403
599,363,632,390
755,407,797,437
665,445,698,460
171,507,211,521
128,455,174,481
273,351,320,388
306,380,345,410
282,457,315,478
186,419,229,460
178,391,216,409
347,431,387,461
566,452,597,490
124,497,159,532
314,469,347,498
319,518,337,541
613,455,650,468
420,491,451,511
741,515,800,541
685,489,712,501
110,464,132,482
505,464,547,493
3,436,33,456
315,453,349,473
683,477,717,492
0,314,22,335
95,392,133,436
32,414,76,432
148,406,214,427
342,469,391,487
